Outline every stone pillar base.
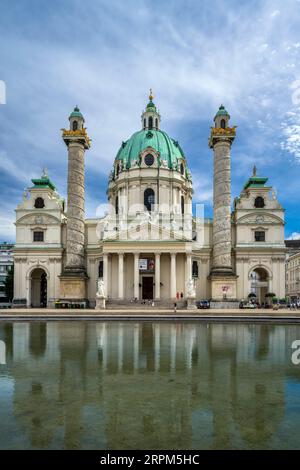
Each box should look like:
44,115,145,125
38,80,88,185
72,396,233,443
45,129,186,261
59,274,87,302
95,297,106,310
210,276,238,302
187,298,197,310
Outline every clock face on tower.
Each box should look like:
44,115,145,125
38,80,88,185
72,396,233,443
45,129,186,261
145,154,154,167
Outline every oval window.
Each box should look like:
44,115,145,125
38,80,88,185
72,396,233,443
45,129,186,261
145,154,154,166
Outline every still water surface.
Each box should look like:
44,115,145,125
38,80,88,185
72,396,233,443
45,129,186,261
0,321,300,449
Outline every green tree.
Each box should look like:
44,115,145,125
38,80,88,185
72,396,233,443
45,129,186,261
4,265,14,302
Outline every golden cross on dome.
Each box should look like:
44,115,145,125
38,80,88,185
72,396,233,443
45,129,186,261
149,88,154,101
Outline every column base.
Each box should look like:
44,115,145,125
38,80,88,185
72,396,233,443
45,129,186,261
209,266,236,276
187,297,197,310
209,273,238,302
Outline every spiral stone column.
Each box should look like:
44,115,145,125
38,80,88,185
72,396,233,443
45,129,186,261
208,105,238,305
211,139,233,273
65,141,86,271
59,107,91,303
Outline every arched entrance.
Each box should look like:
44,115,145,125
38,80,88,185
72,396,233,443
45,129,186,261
250,267,269,304
31,268,47,308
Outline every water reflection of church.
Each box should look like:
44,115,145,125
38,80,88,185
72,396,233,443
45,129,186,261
1,322,300,449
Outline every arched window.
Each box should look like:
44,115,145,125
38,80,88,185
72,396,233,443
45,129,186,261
72,120,78,131
144,118,146,129
148,116,153,129
98,260,104,278
115,195,119,215
220,119,226,129
180,163,185,175
181,195,185,214
144,188,155,212
155,118,158,128
254,196,265,208
34,197,45,209
192,260,199,278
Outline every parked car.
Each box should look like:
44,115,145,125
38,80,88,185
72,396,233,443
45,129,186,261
196,300,210,309
239,301,255,309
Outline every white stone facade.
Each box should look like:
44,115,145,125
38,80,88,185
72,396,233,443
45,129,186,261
13,180,65,307
286,252,300,301
13,100,286,308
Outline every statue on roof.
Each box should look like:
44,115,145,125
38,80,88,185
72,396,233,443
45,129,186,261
252,165,257,177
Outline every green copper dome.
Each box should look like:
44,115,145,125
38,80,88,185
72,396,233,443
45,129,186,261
115,129,186,170
215,104,229,117
69,106,84,120
146,100,156,111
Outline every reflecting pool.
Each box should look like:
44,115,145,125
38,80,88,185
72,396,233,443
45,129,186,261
1,321,300,449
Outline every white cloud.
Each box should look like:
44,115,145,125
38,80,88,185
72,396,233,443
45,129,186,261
270,10,280,18
0,215,15,241
0,151,36,184
287,232,300,240
281,110,300,162
192,173,213,204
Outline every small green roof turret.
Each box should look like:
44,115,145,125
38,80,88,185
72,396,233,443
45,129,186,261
215,104,230,118
31,169,56,191
69,106,84,121
243,165,268,190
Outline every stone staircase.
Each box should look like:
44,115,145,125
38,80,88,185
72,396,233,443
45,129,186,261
105,299,187,310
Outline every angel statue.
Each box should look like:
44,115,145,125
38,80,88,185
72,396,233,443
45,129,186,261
96,279,106,298
187,278,196,298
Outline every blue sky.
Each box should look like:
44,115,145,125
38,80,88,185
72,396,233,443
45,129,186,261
0,0,300,241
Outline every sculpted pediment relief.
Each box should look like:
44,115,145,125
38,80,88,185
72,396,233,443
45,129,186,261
236,213,283,225
17,213,61,225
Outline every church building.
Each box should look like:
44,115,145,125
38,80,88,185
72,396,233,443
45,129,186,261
13,93,286,308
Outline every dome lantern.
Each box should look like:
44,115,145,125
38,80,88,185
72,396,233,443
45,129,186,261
141,89,161,130
214,104,230,129
69,105,85,131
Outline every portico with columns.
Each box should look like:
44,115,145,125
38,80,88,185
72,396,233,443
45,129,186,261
97,243,193,302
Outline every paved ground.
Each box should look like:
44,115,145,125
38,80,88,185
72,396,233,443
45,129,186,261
0,308,300,322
